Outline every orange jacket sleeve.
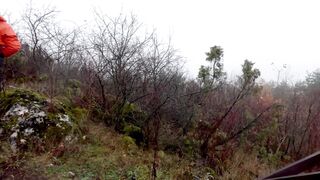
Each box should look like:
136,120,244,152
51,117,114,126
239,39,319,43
0,16,21,58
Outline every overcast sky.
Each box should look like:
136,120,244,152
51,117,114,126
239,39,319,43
2,0,320,82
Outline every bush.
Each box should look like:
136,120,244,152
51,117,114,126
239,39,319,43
121,135,137,151
123,124,144,146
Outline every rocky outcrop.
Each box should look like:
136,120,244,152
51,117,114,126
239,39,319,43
0,89,74,152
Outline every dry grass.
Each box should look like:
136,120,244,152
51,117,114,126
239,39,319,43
219,150,275,180
15,120,208,179
0,120,277,179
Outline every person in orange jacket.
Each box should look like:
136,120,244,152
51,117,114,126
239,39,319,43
0,16,21,88
0,16,21,59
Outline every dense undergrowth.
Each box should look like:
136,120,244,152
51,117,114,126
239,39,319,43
0,85,279,179
0,96,276,179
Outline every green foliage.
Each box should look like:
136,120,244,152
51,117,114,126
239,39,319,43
255,105,283,150
240,60,261,87
63,79,82,98
206,46,224,80
122,135,136,146
44,114,72,142
183,137,200,158
89,103,111,123
70,107,87,120
256,146,283,167
125,165,150,180
206,46,223,62
123,124,144,146
158,150,166,159
66,79,82,89
123,124,141,133
254,106,285,167
198,65,211,86
104,102,147,146
4,52,28,81
161,135,200,158
119,103,146,125
198,46,226,88
107,102,145,128
67,107,88,136
0,89,46,115
104,170,120,179
306,70,320,85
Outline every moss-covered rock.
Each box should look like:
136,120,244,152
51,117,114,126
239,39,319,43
0,89,75,153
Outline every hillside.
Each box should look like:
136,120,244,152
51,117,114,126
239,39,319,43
0,87,276,180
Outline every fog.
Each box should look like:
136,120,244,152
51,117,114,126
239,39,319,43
2,0,320,82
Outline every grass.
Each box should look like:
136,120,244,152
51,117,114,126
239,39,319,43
219,149,275,180
0,117,277,179
1,119,211,179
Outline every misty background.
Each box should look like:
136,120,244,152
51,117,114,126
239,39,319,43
2,0,320,82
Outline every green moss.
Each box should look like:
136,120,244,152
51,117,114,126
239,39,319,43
0,88,79,153
0,89,46,113
1,116,18,131
8,89,45,103
0,89,47,134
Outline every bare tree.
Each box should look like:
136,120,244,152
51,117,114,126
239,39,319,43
21,5,83,103
89,13,152,125
138,36,181,179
